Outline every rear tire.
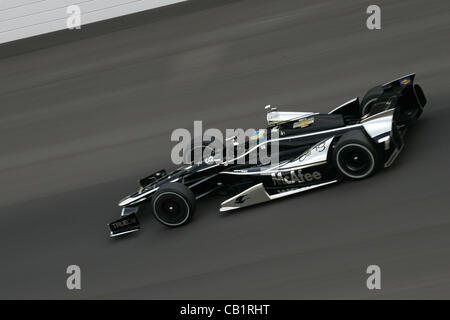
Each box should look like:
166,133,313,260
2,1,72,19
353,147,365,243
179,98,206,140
152,182,196,227
333,131,381,179
360,86,384,117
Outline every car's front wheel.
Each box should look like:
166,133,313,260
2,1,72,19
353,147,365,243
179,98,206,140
151,182,196,227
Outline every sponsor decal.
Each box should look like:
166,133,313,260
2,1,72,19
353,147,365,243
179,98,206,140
204,156,216,164
235,195,249,204
271,169,322,185
111,217,137,229
293,117,314,129
399,77,412,87
250,129,265,141
298,142,326,162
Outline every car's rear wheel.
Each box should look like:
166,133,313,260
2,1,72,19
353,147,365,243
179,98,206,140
151,182,196,227
360,86,384,117
333,131,381,179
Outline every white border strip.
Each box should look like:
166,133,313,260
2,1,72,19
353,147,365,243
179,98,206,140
0,0,188,44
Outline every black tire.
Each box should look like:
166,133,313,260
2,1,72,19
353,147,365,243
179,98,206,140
333,130,381,180
360,86,384,117
151,182,196,227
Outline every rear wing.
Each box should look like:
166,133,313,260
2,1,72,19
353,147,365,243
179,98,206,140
382,73,416,88
329,73,426,121
382,73,427,125
383,73,426,110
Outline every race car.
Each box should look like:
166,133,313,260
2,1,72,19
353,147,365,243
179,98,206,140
108,74,427,237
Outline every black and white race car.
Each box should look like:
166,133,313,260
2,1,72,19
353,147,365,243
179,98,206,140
109,74,427,236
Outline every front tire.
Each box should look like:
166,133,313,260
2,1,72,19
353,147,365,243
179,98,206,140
333,131,381,179
151,182,196,227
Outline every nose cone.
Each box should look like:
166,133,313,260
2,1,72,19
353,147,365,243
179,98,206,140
118,195,135,207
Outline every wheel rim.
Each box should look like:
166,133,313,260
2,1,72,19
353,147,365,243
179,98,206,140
153,192,190,226
336,144,375,179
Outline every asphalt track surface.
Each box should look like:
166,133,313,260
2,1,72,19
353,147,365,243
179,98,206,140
0,0,450,299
